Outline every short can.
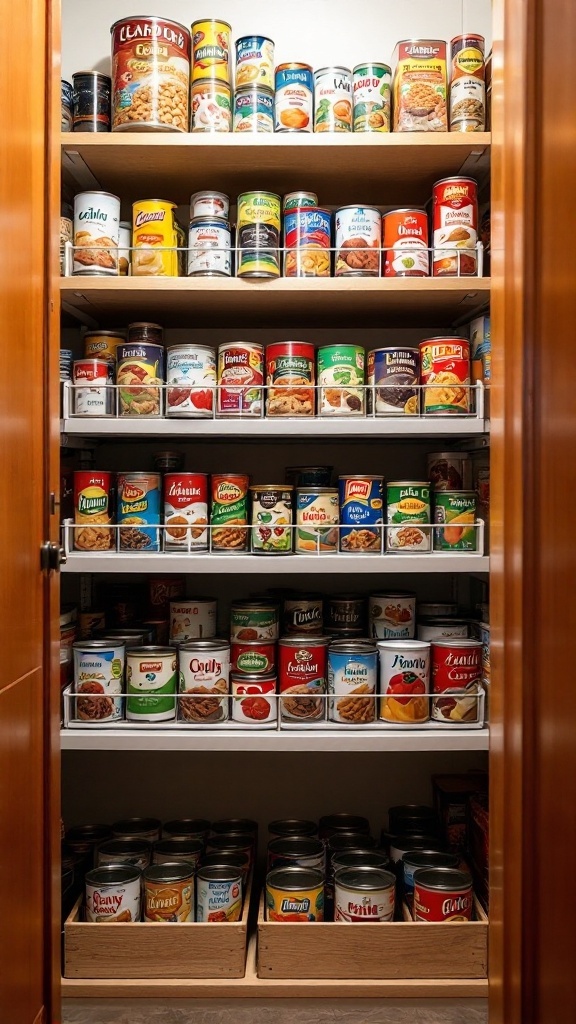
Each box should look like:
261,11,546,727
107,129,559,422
231,672,277,723
65,823,112,854
169,599,217,642
427,451,470,491
85,864,141,922
236,191,281,278
334,866,396,921
84,330,125,365
285,466,333,488
339,475,384,553
283,594,324,635
386,481,431,552
283,208,331,278
149,577,185,613
367,346,420,415
230,601,279,641
417,619,469,642
332,850,390,875
266,340,315,417
163,818,210,840
296,488,339,553
201,851,249,880
268,837,325,872
128,322,164,346
266,865,324,921
433,491,477,551
61,79,73,131
72,359,112,416
126,646,178,722
320,813,371,841
318,345,365,416
403,850,460,899
72,71,111,132
73,640,124,722
132,198,179,277
117,472,162,552
419,602,458,619
191,77,232,132
378,639,431,724
314,66,353,132
78,611,106,640
353,63,391,132
413,866,473,922
382,208,429,277
144,863,194,922
234,84,274,132
187,217,231,277
420,337,471,414
327,595,366,633
335,206,381,277
111,16,190,132
231,639,276,675
269,819,318,840
196,865,243,922
73,470,114,551
431,639,483,723
73,190,120,276
97,839,152,871
190,191,230,220
210,818,258,840
283,191,318,211
164,472,209,551
116,342,164,417
217,342,264,416
328,640,377,723
235,36,275,90
392,39,448,132
278,636,329,722
450,34,486,132
210,473,250,551
432,177,478,276
250,484,293,554
153,838,203,869
112,818,162,843
275,63,314,132
166,344,216,418
191,18,231,83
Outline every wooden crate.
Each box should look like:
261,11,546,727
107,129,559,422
64,875,252,979
257,893,487,980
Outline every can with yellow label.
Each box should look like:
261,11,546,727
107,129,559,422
191,19,231,84
132,199,179,277
266,865,324,921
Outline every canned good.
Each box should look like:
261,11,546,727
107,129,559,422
431,639,482,723
190,191,230,220
191,18,231,82
235,36,274,90
335,206,381,277
65,823,111,854
367,347,419,415
187,217,231,276
128,322,164,346
328,641,377,723
111,17,190,132
318,345,365,416
112,818,162,843
386,481,431,552
144,863,194,922
378,640,431,724
73,191,120,276
97,839,152,871
332,850,390,874
236,191,281,278
285,465,333,488
231,673,277,723
419,602,458,619
231,639,275,675
427,451,470,491
153,838,203,869
73,470,114,551
84,330,124,365
211,819,258,840
163,818,210,840
72,71,111,132
369,591,416,640
320,814,371,841
149,577,185,613
217,342,264,416
169,599,217,642
250,485,293,554
327,595,366,633
432,177,478,276
278,636,329,722
126,646,178,722
196,865,243,922
266,341,315,417
314,66,353,132
234,84,274,132
269,819,318,839
61,79,73,131
283,192,318,211
275,64,313,132
73,640,124,722
132,199,179,277
296,488,339,554
116,342,164,417
72,359,112,416
413,866,473,921
166,344,216,417
96,627,150,647
386,833,445,865
434,491,477,551
283,595,324,635
78,611,106,640
283,208,331,278
164,472,209,551
382,209,429,277
268,837,324,871
85,865,141,922
117,472,161,552
210,473,250,551
201,852,249,879
403,851,460,899
392,39,448,132
450,35,486,132
191,78,232,132
417,619,469,642
334,866,396,921
266,866,324,921
230,601,279,641
388,804,439,834
353,63,391,132
339,475,384,553
420,337,471,414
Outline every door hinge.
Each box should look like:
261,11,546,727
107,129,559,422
40,541,67,573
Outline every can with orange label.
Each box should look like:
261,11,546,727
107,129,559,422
144,863,194,922
382,209,429,277
420,337,471,414
132,199,179,277
432,177,478,276
450,35,486,132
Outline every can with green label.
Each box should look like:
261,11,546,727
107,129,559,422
386,481,431,552
433,491,477,551
353,63,391,132
236,191,281,278
317,345,365,416
126,647,178,722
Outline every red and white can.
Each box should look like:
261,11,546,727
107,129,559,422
72,359,112,416
413,866,473,922
231,673,277,723
164,472,209,551
420,337,471,415
278,637,329,722
431,639,482,723
432,177,478,277
217,342,264,417
231,639,276,675
382,209,429,277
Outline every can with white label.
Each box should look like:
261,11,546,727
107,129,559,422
85,864,141,922
169,599,217,642
327,640,377,723
369,592,416,640
196,865,243,922
378,639,431,724
73,640,125,722
73,190,120,276
187,217,231,276
178,639,230,723
126,646,178,722
334,865,396,921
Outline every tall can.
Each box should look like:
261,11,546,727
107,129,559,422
382,209,429,277
433,491,478,551
72,71,111,132
283,208,331,278
278,636,329,723
328,640,377,724
73,191,120,276
367,346,420,415
378,639,431,724
166,344,216,418
132,199,179,277
164,472,209,551
178,639,230,723
352,63,391,132
275,63,314,132
210,473,250,551
431,639,483,723
432,177,478,276
191,19,231,83
386,481,431,552
187,217,231,277
369,592,416,640
116,342,164,417
335,206,381,277
73,470,114,551
217,342,264,417
266,341,315,417
117,472,162,552
420,337,471,414
450,35,486,132
235,36,275,90
339,475,384,553
317,345,365,416
73,640,125,722
236,191,281,278
111,17,190,132
314,67,353,132
250,485,294,554
126,646,178,722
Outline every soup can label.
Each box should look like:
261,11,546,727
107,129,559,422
433,491,477,551
275,64,313,132
250,486,293,553
431,640,482,723
196,874,243,922
234,86,274,132
166,344,216,417
116,343,164,417
450,35,486,132
236,191,281,278
328,645,377,723
73,471,114,551
73,642,124,722
112,16,190,131
392,39,447,132
191,78,232,132
169,600,217,642
367,347,419,415
353,63,391,132
279,638,329,721
235,36,274,90
314,66,352,132
217,342,264,416
318,345,365,416
283,209,331,278
164,472,209,550
187,217,231,276
192,19,231,83
339,476,384,553
266,341,315,416
335,206,381,277
386,481,431,551
378,640,430,723
117,472,161,552
126,649,178,722
296,489,339,553
382,209,429,277
231,674,277,723
369,593,416,639
432,177,478,276
230,603,279,641
211,474,250,550
420,338,471,414
178,642,230,723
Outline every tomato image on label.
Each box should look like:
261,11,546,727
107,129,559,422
387,671,425,704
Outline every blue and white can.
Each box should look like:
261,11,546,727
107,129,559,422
117,472,162,552
338,475,384,553
275,64,314,132
327,640,377,723
73,640,125,722
235,36,274,90
233,85,274,132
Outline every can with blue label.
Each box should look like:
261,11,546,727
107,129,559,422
284,208,331,277
275,63,314,132
233,85,274,132
235,36,275,90
328,640,378,723
117,472,162,552
116,343,165,417
338,475,384,553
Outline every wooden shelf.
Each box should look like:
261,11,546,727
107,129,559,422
62,132,491,207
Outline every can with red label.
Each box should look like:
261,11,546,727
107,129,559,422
382,209,429,277
431,639,482,723
231,639,276,675
278,636,329,723
231,673,277,723
217,342,264,417
413,866,473,921
432,177,478,276
73,470,114,551
420,337,471,414
111,17,191,132
283,208,331,278
72,359,113,416
164,472,208,551
266,341,315,417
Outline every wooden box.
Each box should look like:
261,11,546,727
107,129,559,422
257,894,487,980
